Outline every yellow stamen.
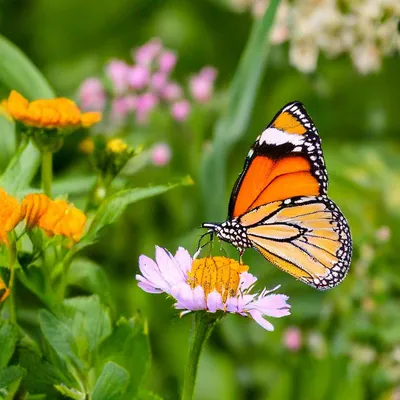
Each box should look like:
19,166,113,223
187,257,249,302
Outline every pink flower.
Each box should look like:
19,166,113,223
135,92,158,124
283,327,302,351
171,100,191,121
151,142,172,166
111,97,131,121
136,247,291,331
78,78,106,111
127,65,150,90
158,50,177,73
151,71,168,91
199,66,217,81
189,67,217,103
105,60,129,94
160,82,183,101
134,38,163,66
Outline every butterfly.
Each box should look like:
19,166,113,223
202,101,352,290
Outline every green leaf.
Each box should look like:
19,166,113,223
66,258,114,308
53,175,96,197
0,35,54,99
77,177,192,250
0,321,18,369
64,296,112,356
54,384,85,400
91,362,129,400
39,310,82,370
98,317,150,399
19,347,80,398
0,366,25,390
0,116,16,174
135,389,164,400
0,141,40,196
200,0,280,221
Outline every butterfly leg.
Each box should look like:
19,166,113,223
238,248,245,264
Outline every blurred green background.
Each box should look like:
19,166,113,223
1,0,400,399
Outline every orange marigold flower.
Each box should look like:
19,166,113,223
0,188,22,246
6,90,102,129
22,194,87,243
0,276,10,303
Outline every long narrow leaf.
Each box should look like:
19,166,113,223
0,35,54,99
200,0,280,221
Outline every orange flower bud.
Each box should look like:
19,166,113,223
22,194,87,243
0,188,22,246
6,90,102,130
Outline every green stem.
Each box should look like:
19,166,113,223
41,151,53,197
181,312,219,400
7,233,17,323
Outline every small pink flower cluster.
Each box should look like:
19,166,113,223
78,38,217,125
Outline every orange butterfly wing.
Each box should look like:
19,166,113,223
223,101,352,290
228,102,327,219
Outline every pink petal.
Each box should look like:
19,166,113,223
174,247,192,274
137,279,163,294
249,310,275,331
138,254,169,291
151,143,172,167
192,286,206,310
207,290,223,313
158,50,177,73
171,100,191,121
239,272,257,291
155,246,185,286
252,294,291,318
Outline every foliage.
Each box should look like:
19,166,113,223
0,0,399,399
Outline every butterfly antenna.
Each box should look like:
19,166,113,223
196,230,214,257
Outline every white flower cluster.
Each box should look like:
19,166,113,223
231,0,400,74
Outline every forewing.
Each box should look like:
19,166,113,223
228,102,328,219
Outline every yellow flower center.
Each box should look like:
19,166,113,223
106,138,128,153
187,257,249,301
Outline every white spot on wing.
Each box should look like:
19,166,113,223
259,127,304,146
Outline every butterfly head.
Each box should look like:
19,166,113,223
202,220,252,251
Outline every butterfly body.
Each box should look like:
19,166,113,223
202,101,352,290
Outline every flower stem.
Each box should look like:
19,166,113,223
181,312,219,400
7,233,17,323
41,151,53,198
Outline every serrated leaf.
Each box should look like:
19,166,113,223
0,35,54,99
0,141,40,196
66,258,113,308
0,321,18,369
91,362,129,400
39,310,82,370
54,384,85,400
0,365,25,390
200,0,280,221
